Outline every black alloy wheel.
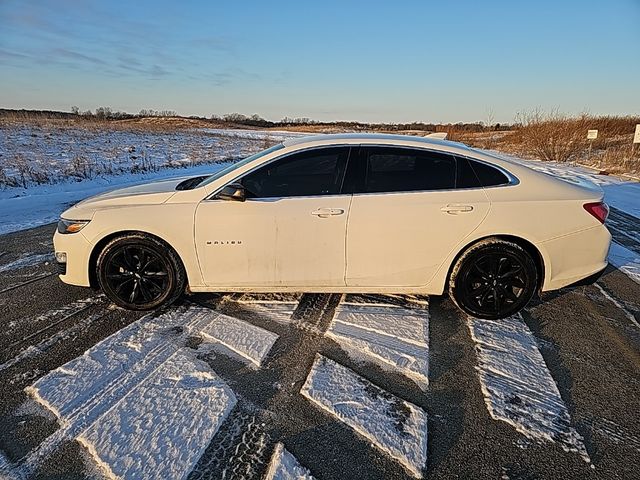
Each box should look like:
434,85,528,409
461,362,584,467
97,234,185,310
450,239,537,320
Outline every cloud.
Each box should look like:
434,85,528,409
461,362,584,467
51,48,106,65
114,59,170,78
0,49,30,61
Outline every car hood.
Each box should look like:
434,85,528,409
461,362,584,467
62,177,189,219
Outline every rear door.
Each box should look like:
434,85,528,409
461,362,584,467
344,146,491,287
195,146,352,288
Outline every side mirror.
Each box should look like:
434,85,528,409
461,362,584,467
216,183,246,202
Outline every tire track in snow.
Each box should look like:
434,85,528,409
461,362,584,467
301,354,428,478
0,253,54,273
232,294,300,324
580,416,640,452
327,294,429,390
230,293,341,335
593,283,640,329
218,414,270,480
467,314,590,463
0,272,55,295
17,305,239,479
0,311,109,374
265,443,315,480
1,296,105,350
187,407,261,480
199,314,278,367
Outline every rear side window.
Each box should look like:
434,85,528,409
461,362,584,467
240,147,349,198
355,147,456,193
456,157,511,188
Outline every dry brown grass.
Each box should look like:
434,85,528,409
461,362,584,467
449,112,640,177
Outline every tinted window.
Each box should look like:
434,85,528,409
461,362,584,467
472,160,510,186
199,143,284,187
456,157,482,188
240,147,349,198
355,147,456,193
456,157,510,188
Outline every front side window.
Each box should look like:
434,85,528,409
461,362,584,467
240,147,350,198
354,147,456,193
199,143,285,188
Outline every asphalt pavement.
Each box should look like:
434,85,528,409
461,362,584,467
0,222,638,480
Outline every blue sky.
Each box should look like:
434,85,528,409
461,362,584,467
1,0,638,123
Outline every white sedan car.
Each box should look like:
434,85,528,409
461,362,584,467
54,133,611,319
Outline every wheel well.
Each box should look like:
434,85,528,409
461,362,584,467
447,235,545,291
88,231,187,288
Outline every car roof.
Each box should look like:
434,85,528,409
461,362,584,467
282,133,471,151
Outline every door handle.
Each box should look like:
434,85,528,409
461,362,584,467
311,208,345,218
441,204,474,214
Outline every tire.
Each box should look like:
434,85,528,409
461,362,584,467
96,233,186,310
448,238,538,320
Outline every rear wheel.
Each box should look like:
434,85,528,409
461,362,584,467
96,234,186,310
449,238,537,319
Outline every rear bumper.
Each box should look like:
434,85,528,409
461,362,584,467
538,225,611,291
563,264,607,288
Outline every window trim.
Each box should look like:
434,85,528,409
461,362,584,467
454,154,519,189
206,143,519,200
207,145,354,201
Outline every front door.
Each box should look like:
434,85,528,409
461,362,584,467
195,146,352,288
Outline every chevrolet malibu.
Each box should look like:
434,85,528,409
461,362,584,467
54,133,611,319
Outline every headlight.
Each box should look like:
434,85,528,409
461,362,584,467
57,219,90,234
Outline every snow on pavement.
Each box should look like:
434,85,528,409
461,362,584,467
301,354,428,478
328,297,429,390
76,349,234,480
601,182,640,219
23,304,280,478
467,315,590,462
233,295,300,324
0,253,54,272
265,443,315,480
200,313,279,366
608,242,640,285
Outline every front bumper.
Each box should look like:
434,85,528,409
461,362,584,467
56,260,67,275
53,229,92,287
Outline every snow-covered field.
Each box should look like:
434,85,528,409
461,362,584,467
0,127,303,235
0,125,302,188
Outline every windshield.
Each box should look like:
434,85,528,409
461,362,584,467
197,143,285,188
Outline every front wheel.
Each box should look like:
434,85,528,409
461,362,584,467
96,234,186,310
449,238,538,320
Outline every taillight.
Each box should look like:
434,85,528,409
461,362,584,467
583,202,609,224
